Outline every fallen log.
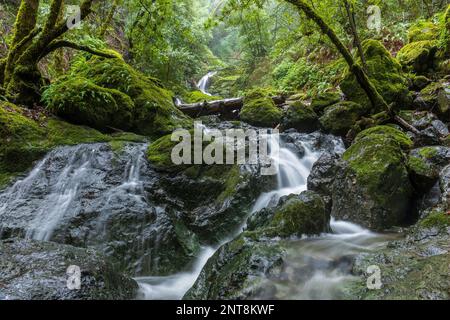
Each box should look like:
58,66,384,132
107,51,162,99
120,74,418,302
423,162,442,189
177,96,287,118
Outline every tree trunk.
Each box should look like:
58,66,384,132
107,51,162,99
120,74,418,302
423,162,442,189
343,0,368,72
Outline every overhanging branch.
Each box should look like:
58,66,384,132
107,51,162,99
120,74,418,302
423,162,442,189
39,40,117,61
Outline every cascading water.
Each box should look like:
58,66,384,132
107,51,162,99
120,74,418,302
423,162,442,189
197,71,217,95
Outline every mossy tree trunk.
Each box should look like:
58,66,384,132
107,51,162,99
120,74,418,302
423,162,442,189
99,0,120,38
0,0,116,106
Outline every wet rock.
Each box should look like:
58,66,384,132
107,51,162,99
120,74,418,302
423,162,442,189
0,143,202,277
0,238,138,300
331,126,414,231
307,152,342,213
346,215,450,300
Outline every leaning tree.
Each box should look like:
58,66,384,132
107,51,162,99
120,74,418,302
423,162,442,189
0,0,115,106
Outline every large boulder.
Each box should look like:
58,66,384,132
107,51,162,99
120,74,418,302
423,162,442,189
340,40,412,110
319,101,366,136
43,57,192,138
331,126,414,230
281,101,318,133
240,89,282,127
0,239,138,300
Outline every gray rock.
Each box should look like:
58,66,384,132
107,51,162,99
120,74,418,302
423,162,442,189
0,239,138,300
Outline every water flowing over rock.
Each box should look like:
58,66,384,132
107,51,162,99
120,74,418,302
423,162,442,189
0,143,201,276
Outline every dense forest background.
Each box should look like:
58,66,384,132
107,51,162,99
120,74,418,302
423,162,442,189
1,0,448,101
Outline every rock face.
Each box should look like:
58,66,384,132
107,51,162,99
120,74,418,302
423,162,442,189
0,143,201,277
42,57,192,137
184,191,330,300
340,40,412,110
281,101,318,133
331,126,414,231
0,239,138,300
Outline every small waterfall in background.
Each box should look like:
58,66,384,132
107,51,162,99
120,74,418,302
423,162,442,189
197,71,217,95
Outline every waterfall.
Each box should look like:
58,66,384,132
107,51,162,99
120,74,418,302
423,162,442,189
197,71,217,95
0,143,149,242
252,134,319,213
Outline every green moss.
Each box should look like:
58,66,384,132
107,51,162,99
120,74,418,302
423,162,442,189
319,101,366,136
343,126,413,208
0,102,146,189
420,211,450,228
147,133,184,172
440,5,450,57
281,101,318,133
240,89,282,127
354,125,413,150
397,40,439,73
340,40,412,110
43,57,192,138
43,77,135,132
184,91,222,103
216,165,241,203
310,92,341,115
408,20,441,43
268,192,328,238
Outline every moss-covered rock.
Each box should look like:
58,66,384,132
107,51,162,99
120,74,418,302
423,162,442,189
184,232,285,300
240,89,282,127
281,101,318,133
407,146,450,192
397,40,440,73
0,101,148,189
319,101,366,136
184,90,222,103
340,40,412,110
310,92,341,115
331,126,414,230
408,20,441,43
419,81,450,117
43,57,192,138
267,191,329,238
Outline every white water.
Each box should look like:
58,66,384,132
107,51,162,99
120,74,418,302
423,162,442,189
252,135,319,213
197,71,217,95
